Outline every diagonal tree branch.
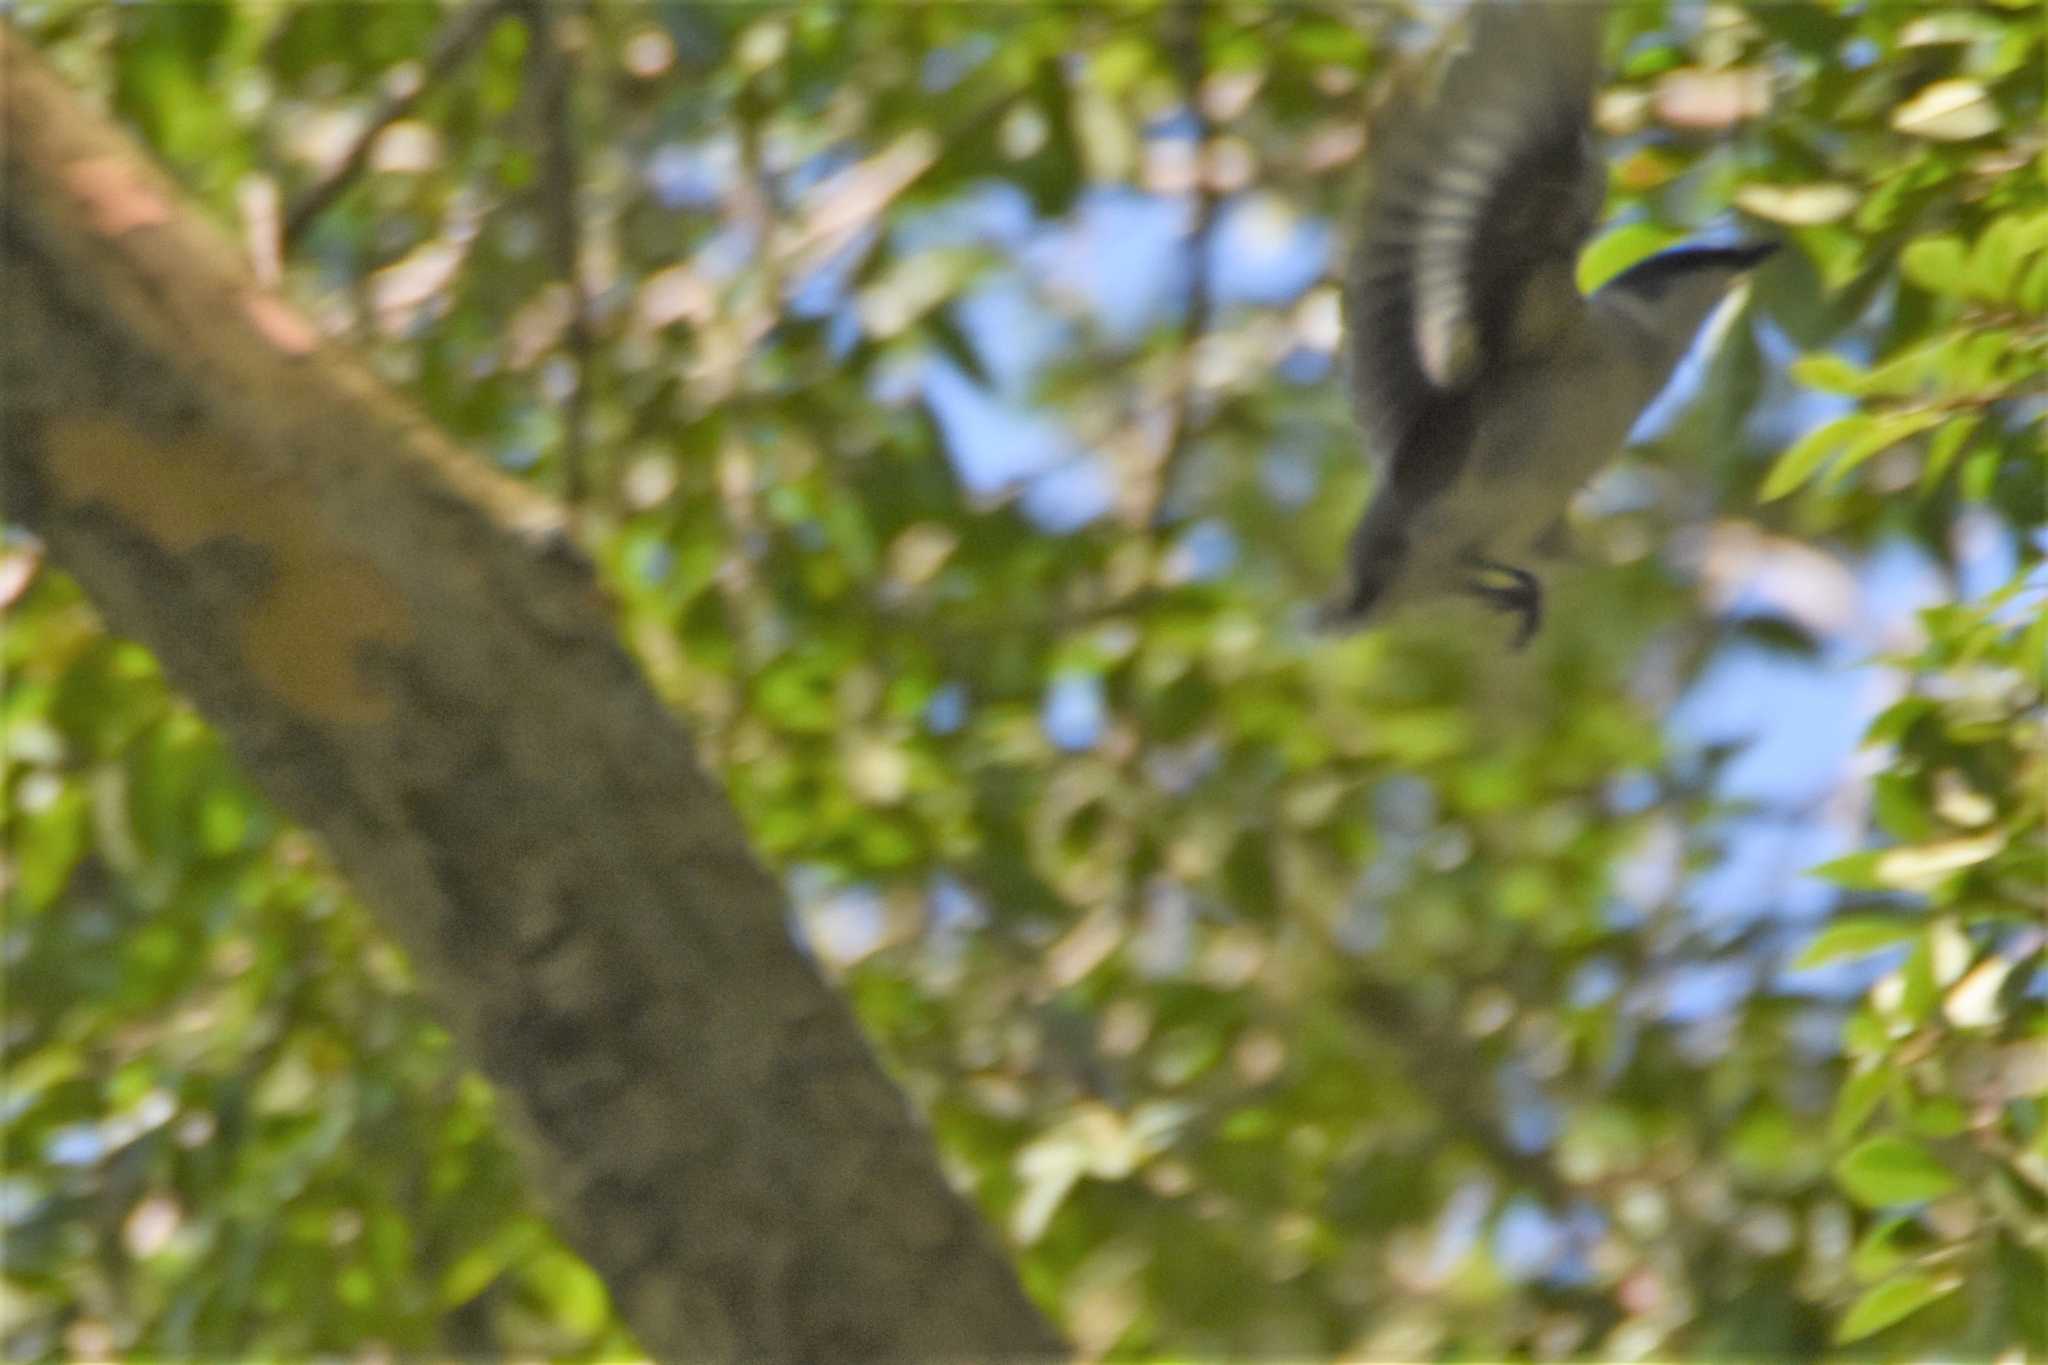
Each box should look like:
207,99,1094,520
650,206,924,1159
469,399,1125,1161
282,0,515,250
1,28,1063,1362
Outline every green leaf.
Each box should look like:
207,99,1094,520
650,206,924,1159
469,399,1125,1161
1873,771,1935,842
2020,254,2048,315
1811,852,1884,892
440,1220,540,1307
1919,414,1983,490
1891,79,2001,142
1577,221,1684,294
1733,181,1860,226
1760,414,1865,500
1815,409,1949,492
1898,939,1941,1023
2004,209,2048,257
2023,609,2048,693
1844,1008,1889,1055
1789,352,1870,394
1830,1068,1893,1145
1900,235,1969,292
1853,338,1949,398
524,1247,613,1336
1947,330,2013,391
1730,1107,1811,1179
1285,17,1370,63
1968,217,2025,301
16,785,88,911
1959,447,2000,501
1084,35,1154,93
1835,1271,1961,1343
1818,833,2008,893
1866,696,1936,744
1943,955,2015,1028
1797,916,1922,967
1835,1136,1960,1207
1848,1215,1915,1281
1872,832,2006,891
1909,1096,1968,1138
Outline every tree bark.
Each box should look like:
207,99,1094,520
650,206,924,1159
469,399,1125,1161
0,29,1064,1362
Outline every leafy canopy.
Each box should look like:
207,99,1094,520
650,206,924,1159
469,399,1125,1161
5,0,2042,1357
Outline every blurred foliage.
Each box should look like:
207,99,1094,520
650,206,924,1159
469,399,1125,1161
4,0,2043,1359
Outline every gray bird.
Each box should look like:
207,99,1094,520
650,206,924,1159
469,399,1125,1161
1327,1,1775,647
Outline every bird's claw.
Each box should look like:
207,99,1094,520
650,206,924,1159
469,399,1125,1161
1462,563,1542,650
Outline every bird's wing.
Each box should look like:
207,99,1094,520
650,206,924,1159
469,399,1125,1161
1344,1,1607,493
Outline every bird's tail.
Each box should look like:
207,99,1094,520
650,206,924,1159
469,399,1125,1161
1317,491,1412,631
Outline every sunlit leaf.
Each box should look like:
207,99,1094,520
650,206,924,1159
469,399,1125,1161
1814,409,1949,492
1834,1272,1961,1342
1943,956,2015,1028
1795,916,1920,968
2021,255,2048,315
1891,79,2000,141
1788,352,1869,394
1577,221,1685,293
1759,414,1863,500
1872,832,2005,891
1900,235,1968,293
1735,182,1859,226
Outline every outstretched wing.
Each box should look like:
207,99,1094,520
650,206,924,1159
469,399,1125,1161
1344,1,1607,499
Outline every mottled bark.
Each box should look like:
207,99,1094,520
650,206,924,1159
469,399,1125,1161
0,30,1063,1362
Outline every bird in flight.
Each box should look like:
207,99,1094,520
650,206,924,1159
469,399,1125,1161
1327,0,1775,648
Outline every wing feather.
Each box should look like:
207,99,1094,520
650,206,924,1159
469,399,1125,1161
1343,2,1607,498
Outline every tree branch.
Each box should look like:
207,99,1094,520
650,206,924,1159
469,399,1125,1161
0,28,1063,1362
520,0,597,510
1131,0,1223,527
281,0,514,250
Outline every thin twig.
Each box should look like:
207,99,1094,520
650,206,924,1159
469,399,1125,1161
521,0,596,510
281,0,514,250
1133,0,1223,527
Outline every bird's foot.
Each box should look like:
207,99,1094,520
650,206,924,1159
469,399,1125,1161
1461,561,1542,650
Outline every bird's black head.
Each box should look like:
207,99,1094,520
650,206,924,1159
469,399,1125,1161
1594,239,1779,362
1602,240,1780,304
